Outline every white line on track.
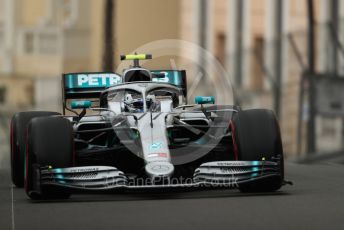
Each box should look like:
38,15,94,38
11,185,15,230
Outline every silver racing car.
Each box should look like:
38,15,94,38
10,54,289,199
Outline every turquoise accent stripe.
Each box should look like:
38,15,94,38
252,161,259,166
67,75,74,89
251,165,260,177
252,167,259,172
195,96,215,104
55,169,66,183
56,174,64,179
71,100,92,109
173,71,180,85
251,173,259,177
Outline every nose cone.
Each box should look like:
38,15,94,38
145,161,174,179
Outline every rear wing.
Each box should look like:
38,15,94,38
62,70,187,114
151,70,187,97
62,72,122,114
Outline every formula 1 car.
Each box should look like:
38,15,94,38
10,54,287,199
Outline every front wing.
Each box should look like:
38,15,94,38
30,161,284,195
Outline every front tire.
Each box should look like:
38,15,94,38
25,116,73,200
10,111,60,187
231,109,284,192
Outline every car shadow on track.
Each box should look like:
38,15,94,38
24,188,292,204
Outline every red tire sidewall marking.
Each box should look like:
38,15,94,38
24,128,30,193
230,121,239,161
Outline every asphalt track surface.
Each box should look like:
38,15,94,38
1,150,344,230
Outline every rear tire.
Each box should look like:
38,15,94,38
231,109,284,192
10,111,60,187
25,117,73,200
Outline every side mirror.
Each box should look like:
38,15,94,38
71,100,92,109
195,96,215,105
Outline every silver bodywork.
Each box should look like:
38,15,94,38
74,82,208,179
